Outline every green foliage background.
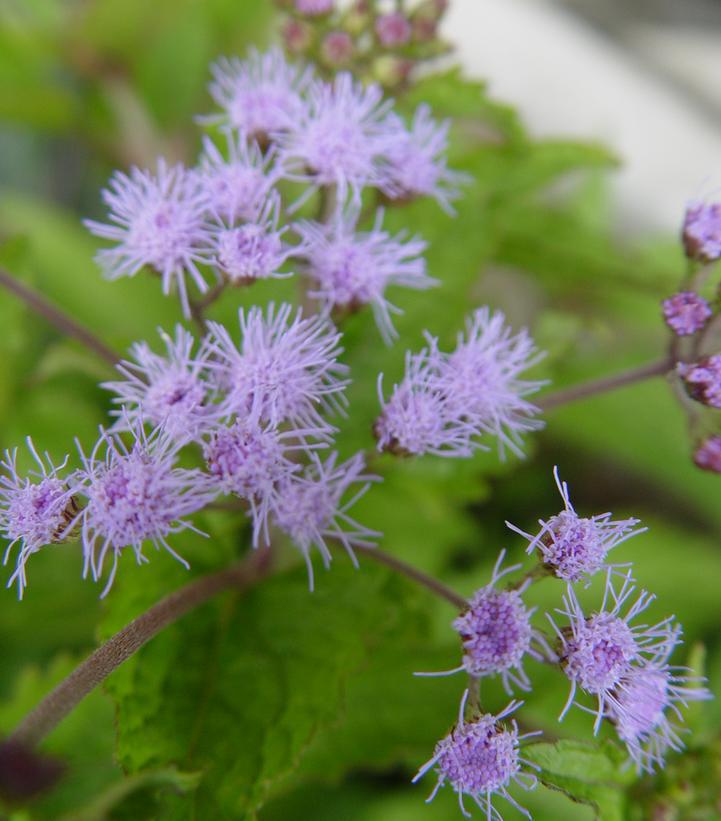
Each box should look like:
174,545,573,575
0,1,719,818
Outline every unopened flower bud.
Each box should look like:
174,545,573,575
662,291,712,336
375,12,412,47
321,31,354,66
294,0,334,16
283,19,313,54
682,201,721,262
693,435,721,473
678,355,721,408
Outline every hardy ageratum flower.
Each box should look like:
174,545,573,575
0,439,81,597
207,47,313,141
85,159,212,319
205,303,349,432
507,467,645,583
413,690,539,819
678,355,721,408
199,134,277,225
102,326,216,444
375,338,479,457
211,192,296,285
662,291,711,336
295,206,433,343
440,307,546,458
379,105,468,214
76,427,215,596
271,452,380,590
682,200,721,262
278,72,395,204
694,435,721,472
549,571,679,732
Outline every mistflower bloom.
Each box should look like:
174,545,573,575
76,427,215,596
277,72,396,203
413,690,538,819
211,192,296,285
549,572,679,731
199,134,277,225
693,435,721,472
294,206,433,342
271,451,380,589
507,467,644,583
440,307,546,458
205,303,349,431
102,326,216,443
204,417,313,547
608,661,711,773
295,0,333,14
682,200,721,262
85,159,212,318
662,291,711,336
678,355,721,409
379,105,467,213
0,440,81,597
375,339,478,457
448,550,550,693
375,12,412,46
207,47,313,140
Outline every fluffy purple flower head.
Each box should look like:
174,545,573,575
1,439,81,597
295,0,333,15
207,47,313,141
507,467,644,583
84,159,212,318
379,105,467,213
682,200,721,262
662,291,711,336
205,303,349,432
102,326,217,444
678,355,721,408
440,308,546,458
76,426,215,596
375,12,412,46
375,338,479,457
295,206,433,342
271,451,380,590
451,550,550,693
211,192,295,285
549,571,679,731
199,134,277,225
413,691,538,820
608,661,711,773
277,72,395,203
694,435,721,472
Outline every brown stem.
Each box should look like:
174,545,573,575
354,545,467,610
0,267,119,368
537,357,673,412
9,549,271,749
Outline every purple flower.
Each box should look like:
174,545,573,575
271,451,380,590
321,31,354,66
549,571,678,731
507,467,644,583
678,355,721,408
76,426,214,596
379,105,467,213
1,440,81,597
375,12,412,46
413,690,539,819
440,308,546,458
375,338,478,457
102,326,217,443
85,159,213,318
662,291,711,336
277,72,395,203
199,134,277,225
295,0,333,14
682,201,721,262
450,551,551,693
694,435,721,472
608,661,711,773
294,206,433,342
207,47,313,141
211,192,296,285
205,303,349,432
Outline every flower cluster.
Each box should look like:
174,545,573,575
85,47,464,340
414,468,710,818
376,307,545,458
